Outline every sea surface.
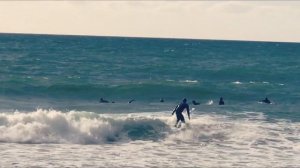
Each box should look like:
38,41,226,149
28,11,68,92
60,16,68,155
0,33,299,167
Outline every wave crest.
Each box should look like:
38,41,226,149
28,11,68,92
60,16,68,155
1,109,299,150
0,109,170,144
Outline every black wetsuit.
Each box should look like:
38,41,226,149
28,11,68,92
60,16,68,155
192,100,200,105
173,102,190,123
262,98,271,104
100,98,109,103
219,98,224,105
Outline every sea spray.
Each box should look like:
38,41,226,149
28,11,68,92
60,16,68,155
0,109,170,144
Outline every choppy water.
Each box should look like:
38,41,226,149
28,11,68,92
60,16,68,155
0,33,299,167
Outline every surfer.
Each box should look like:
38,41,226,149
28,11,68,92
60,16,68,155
128,99,135,103
160,98,164,103
172,98,190,127
192,100,200,105
260,97,271,104
99,98,109,103
219,97,224,105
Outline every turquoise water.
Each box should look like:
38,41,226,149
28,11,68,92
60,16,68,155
0,33,299,119
0,34,300,167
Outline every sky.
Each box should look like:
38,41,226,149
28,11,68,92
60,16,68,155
0,1,300,42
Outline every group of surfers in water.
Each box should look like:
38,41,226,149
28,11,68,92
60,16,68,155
172,97,271,127
100,97,272,128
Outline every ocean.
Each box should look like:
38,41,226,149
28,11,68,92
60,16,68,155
0,33,299,167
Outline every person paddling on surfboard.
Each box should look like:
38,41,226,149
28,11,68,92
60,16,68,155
260,97,271,104
219,97,224,105
172,98,190,128
99,98,109,103
192,100,200,105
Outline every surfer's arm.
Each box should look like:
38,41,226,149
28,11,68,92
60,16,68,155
186,105,190,120
172,105,178,115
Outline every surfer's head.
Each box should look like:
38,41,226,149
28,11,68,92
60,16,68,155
183,98,187,103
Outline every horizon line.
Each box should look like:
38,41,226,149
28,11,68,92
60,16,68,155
0,32,299,44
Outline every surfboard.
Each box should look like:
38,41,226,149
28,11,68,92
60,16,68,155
175,122,191,131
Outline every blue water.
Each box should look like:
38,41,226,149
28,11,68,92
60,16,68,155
0,33,299,120
1,33,300,167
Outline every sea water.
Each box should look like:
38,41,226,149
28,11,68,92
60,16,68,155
0,33,299,167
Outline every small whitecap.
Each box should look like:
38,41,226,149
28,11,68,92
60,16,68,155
278,83,284,86
180,80,198,83
232,81,242,85
206,100,213,105
262,81,269,84
249,81,255,84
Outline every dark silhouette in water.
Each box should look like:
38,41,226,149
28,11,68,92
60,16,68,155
192,100,200,105
160,98,164,103
219,97,224,105
129,99,135,103
260,97,271,104
172,98,190,127
99,98,109,103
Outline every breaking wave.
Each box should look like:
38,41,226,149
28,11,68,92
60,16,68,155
0,109,170,144
0,109,299,153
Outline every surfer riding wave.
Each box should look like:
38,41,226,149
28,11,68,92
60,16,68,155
172,98,190,128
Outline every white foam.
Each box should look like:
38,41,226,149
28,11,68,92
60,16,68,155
0,109,170,144
232,81,242,84
206,100,214,105
180,80,198,83
0,110,299,167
